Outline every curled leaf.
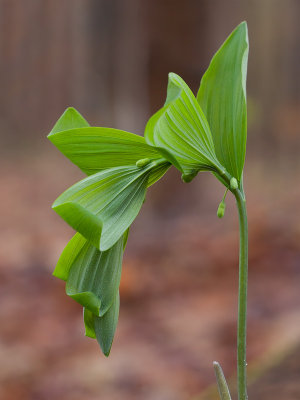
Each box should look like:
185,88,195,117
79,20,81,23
145,73,224,179
66,235,123,316
84,291,120,356
53,233,86,281
84,307,96,339
54,233,125,316
53,162,169,251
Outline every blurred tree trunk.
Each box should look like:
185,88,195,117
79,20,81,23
0,0,299,167
245,0,300,168
112,0,149,134
0,0,91,146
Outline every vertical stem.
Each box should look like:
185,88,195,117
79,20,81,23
235,189,248,400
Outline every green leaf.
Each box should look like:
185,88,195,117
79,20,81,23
66,234,123,316
197,22,249,182
53,233,87,281
53,232,125,316
213,361,232,400
123,228,130,250
145,73,224,179
48,107,170,186
84,308,96,339
53,162,169,251
48,126,164,176
146,160,170,187
94,291,120,356
49,107,90,134
53,166,146,251
84,293,120,356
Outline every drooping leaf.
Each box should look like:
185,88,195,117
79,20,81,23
84,307,96,339
66,234,123,316
145,73,224,180
53,166,145,251
197,22,249,182
53,162,169,251
48,125,164,176
94,291,120,356
53,233,87,281
84,293,120,356
50,107,90,134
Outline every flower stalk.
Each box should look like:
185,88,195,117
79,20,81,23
235,188,248,400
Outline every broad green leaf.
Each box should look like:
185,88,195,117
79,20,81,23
197,22,249,182
66,234,123,316
50,107,90,134
48,126,165,175
53,162,169,251
48,107,170,186
145,73,224,180
53,166,146,251
84,293,120,356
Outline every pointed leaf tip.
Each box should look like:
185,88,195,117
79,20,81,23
83,292,120,356
197,22,249,182
48,121,170,179
94,292,120,356
48,107,89,137
213,361,232,400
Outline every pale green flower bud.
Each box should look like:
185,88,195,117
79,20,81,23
136,158,151,168
217,200,226,218
181,171,198,183
230,177,238,190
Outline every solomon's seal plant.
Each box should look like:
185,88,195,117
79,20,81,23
49,22,249,400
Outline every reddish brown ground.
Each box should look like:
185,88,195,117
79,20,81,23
0,152,299,400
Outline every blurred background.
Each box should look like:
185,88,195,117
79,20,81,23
0,1,300,399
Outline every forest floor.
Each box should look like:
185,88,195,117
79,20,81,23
0,151,299,400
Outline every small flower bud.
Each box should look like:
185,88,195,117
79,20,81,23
230,177,238,190
181,171,198,183
217,200,226,218
136,158,151,168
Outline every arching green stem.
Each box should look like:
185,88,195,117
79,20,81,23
234,188,248,400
